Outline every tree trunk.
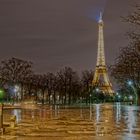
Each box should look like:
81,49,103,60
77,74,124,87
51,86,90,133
53,91,56,105
21,84,24,101
35,88,38,103
42,89,45,105
68,92,71,105
64,95,67,105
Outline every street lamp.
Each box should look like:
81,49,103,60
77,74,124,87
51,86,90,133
118,95,121,98
128,81,133,86
129,95,133,100
96,88,99,92
118,95,121,102
89,94,92,120
89,94,92,104
14,85,21,102
127,80,138,105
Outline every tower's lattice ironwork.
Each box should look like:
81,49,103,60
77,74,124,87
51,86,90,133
92,13,114,95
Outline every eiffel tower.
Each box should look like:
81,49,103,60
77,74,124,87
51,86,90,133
92,12,114,95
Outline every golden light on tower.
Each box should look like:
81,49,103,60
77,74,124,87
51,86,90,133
92,12,114,95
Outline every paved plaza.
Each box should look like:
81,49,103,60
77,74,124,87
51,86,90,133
1,103,140,140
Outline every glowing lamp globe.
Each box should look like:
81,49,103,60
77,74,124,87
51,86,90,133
128,81,133,86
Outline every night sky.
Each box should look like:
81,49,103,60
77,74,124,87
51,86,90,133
0,0,139,73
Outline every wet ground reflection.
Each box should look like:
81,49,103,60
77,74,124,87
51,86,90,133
3,103,140,140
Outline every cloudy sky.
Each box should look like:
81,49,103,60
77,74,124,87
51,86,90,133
0,0,139,73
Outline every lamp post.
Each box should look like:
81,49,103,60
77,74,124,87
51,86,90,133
50,95,53,104
57,95,59,105
95,88,100,103
89,94,92,105
80,97,82,106
129,95,133,100
129,95,133,105
89,94,92,120
0,89,4,132
118,95,121,102
128,80,138,105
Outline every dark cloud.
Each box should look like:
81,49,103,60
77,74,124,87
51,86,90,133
0,0,139,73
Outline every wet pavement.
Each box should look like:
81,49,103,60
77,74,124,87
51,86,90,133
1,103,140,140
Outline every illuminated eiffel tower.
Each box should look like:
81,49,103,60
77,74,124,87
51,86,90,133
92,12,114,95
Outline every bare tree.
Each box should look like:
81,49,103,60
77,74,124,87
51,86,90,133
45,72,56,104
124,5,140,51
111,4,140,104
57,67,79,105
39,74,49,104
81,70,93,103
0,57,33,101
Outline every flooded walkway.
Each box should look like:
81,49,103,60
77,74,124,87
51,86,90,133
1,103,140,140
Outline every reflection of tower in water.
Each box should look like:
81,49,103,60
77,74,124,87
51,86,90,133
92,104,116,136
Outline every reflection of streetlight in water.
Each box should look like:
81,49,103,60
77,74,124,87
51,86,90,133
116,102,121,123
94,104,104,136
95,104,100,123
126,107,136,134
12,109,21,123
54,105,59,118
31,110,35,121
91,104,100,121
80,97,83,118
39,108,46,120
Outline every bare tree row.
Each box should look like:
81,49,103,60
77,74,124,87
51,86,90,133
110,5,140,103
0,57,93,105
